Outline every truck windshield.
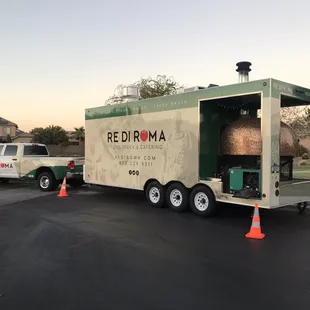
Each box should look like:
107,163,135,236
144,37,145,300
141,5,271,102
23,145,49,156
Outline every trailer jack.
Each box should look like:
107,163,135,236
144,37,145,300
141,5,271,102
296,202,307,214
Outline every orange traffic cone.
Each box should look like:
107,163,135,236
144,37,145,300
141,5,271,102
245,204,265,239
57,177,68,197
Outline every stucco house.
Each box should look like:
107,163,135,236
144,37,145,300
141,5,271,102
0,117,18,142
0,117,35,143
11,129,34,143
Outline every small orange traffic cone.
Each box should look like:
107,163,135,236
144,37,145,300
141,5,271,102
245,204,265,240
57,177,68,197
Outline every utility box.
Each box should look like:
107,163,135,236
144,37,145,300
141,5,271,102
229,168,261,193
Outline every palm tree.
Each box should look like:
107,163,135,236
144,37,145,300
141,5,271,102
72,126,85,146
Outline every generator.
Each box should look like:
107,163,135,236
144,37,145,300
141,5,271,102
228,168,261,199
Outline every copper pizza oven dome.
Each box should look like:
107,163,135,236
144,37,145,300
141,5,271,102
219,116,299,157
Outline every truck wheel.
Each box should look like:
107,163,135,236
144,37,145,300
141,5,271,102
145,181,165,208
166,183,189,212
37,172,56,192
189,185,217,217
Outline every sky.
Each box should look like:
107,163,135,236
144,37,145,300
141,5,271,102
1,0,310,132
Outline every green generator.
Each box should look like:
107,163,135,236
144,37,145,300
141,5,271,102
229,168,261,195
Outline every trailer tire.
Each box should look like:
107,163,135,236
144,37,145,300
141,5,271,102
166,182,189,212
145,181,165,208
189,185,216,217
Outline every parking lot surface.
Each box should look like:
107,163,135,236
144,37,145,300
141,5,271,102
0,181,53,207
1,182,310,310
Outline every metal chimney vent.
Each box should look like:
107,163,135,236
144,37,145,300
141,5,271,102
236,61,252,83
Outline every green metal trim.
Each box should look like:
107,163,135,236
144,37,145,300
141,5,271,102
51,166,68,179
23,169,37,179
52,165,84,179
23,165,84,180
271,78,310,101
86,79,271,120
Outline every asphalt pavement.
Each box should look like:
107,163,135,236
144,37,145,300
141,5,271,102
0,181,53,207
1,183,310,310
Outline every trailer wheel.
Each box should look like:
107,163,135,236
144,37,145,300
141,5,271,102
145,181,165,208
189,185,216,217
166,183,189,212
297,202,307,214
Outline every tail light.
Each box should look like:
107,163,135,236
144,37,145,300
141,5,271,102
67,160,75,170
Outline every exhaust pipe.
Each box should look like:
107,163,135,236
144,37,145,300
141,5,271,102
236,61,251,83
236,61,252,116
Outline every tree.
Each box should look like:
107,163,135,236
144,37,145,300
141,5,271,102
106,84,128,105
139,75,181,99
106,74,183,105
280,106,304,125
30,125,69,145
72,126,85,145
29,127,45,143
304,106,310,123
260,106,310,138
280,106,310,138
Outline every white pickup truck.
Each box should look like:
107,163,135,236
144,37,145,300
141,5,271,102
0,143,85,191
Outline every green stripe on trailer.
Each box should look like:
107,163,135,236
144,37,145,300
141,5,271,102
271,79,310,102
86,78,310,121
85,79,272,120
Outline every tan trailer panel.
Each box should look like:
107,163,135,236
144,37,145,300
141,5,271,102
85,107,199,190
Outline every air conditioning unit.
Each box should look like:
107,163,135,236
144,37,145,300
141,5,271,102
176,84,218,94
183,86,206,92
